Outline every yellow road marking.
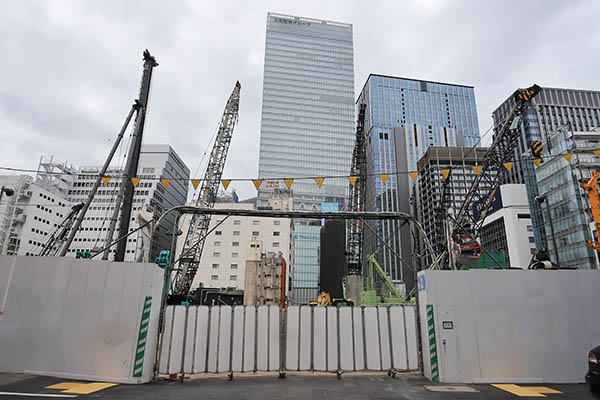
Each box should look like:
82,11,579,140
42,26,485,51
45,383,84,390
529,387,562,394
492,384,546,397
61,383,118,394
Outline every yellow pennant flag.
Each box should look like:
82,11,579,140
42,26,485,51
221,179,231,190
503,162,513,172
379,174,389,184
252,179,263,190
101,176,111,186
408,171,419,182
314,177,325,188
440,169,451,180
593,149,600,158
191,179,201,189
472,166,482,176
284,178,294,189
161,178,171,188
562,153,573,163
131,177,141,187
532,158,542,168
347,176,358,186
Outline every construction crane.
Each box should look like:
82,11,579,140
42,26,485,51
439,84,541,269
580,171,600,253
173,81,241,297
38,203,84,256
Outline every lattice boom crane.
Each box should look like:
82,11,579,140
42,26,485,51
174,81,241,296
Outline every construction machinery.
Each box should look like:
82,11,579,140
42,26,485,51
344,103,367,303
38,203,84,256
580,171,600,252
437,84,541,269
173,81,241,298
360,252,410,306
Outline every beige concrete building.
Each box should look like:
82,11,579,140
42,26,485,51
175,200,292,291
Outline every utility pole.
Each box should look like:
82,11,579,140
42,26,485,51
108,50,158,262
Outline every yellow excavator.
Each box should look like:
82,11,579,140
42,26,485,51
309,292,354,307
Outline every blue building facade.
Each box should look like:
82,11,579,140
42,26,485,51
357,75,480,286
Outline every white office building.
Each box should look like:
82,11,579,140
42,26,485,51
480,184,536,269
65,144,189,261
175,199,292,291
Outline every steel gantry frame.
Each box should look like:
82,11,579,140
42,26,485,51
174,81,241,297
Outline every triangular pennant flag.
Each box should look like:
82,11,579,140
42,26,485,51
252,179,263,190
408,172,419,182
221,179,231,190
347,176,358,186
161,178,171,188
131,177,141,187
101,176,111,186
379,174,389,184
532,158,542,168
503,162,513,172
314,177,325,188
440,169,451,180
191,179,201,189
594,149,600,158
284,178,294,189
472,166,482,176
562,153,573,163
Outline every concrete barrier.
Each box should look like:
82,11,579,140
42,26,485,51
418,269,600,383
0,256,163,384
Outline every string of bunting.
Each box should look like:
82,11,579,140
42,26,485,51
95,150,582,189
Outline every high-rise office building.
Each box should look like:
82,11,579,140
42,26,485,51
535,127,600,269
66,144,189,261
257,13,355,303
492,87,600,250
357,75,480,287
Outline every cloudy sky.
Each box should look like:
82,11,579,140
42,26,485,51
1,0,598,200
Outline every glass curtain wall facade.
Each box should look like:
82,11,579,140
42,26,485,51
535,128,600,269
257,13,355,303
357,75,480,287
492,87,600,250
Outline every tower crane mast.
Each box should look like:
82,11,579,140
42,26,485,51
174,81,241,297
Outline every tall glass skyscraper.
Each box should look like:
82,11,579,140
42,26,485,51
357,75,480,288
257,13,355,303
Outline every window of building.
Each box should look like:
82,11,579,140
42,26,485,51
231,252,239,258
274,220,280,226
212,263,219,269
252,231,260,236
213,252,220,257
214,241,221,246
253,220,260,225
273,231,280,236
526,225,533,232
233,220,241,225
528,237,535,243
232,241,239,247
231,263,238,269
215,231,222,236
211,275,219,281
273,242,280,248
230,275,237,281
233,231,240,236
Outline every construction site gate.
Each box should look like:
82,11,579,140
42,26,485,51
157,304,419,376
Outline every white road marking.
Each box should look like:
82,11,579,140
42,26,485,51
0,392,77,398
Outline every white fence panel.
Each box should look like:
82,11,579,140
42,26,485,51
158,304,419,376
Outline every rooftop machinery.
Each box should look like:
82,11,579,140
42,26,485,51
173,81,241,298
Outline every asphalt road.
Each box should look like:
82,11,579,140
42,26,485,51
1,372,599,399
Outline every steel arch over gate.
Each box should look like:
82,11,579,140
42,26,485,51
157,305,418,375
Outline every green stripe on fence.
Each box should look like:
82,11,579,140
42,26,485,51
133,296,152,377
426,304,439,381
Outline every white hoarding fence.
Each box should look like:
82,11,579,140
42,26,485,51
158,305,419,375
0,256,164,384
418,269,600,384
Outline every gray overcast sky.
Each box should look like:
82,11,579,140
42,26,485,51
1,0,598,200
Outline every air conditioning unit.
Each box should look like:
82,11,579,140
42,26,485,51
13,214,26,224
